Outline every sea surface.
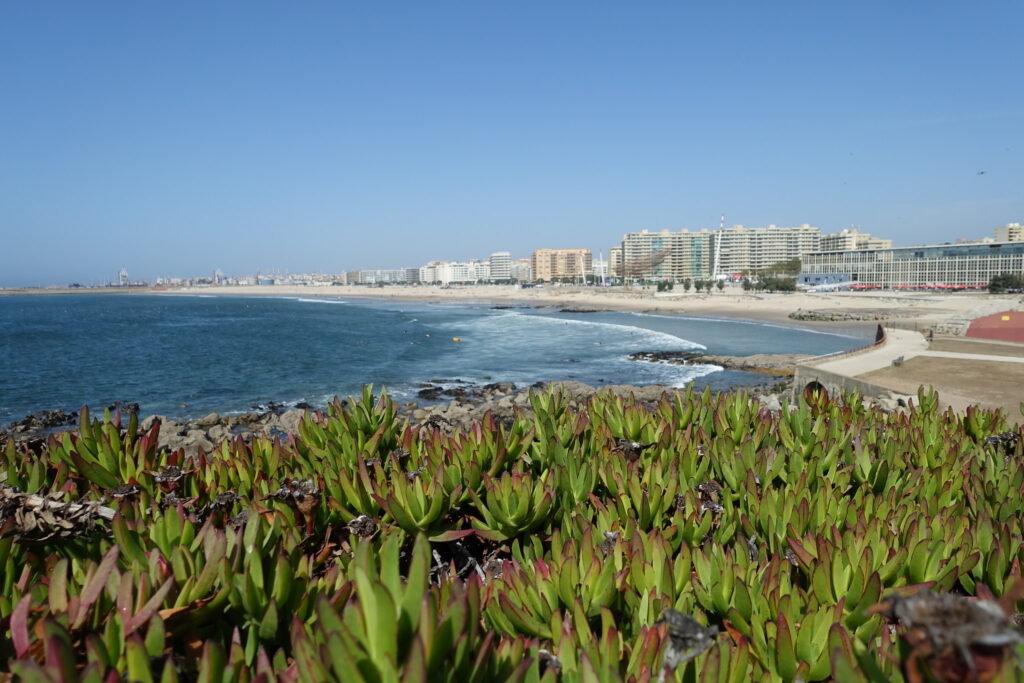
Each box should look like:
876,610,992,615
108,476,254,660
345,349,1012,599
0,294,869,422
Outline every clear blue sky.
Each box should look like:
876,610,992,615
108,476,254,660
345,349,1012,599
2,1,1022,286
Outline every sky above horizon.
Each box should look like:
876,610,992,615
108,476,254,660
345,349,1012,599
2,1,1022,286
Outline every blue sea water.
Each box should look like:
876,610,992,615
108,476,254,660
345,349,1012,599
0,294,868,422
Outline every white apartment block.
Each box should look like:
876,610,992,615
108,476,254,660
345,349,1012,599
714,224,820,275
418,261,476,285
489,252,512,281
471,260,491,282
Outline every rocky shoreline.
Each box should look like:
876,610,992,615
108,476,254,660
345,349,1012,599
2,379,794,456
627,350,812,375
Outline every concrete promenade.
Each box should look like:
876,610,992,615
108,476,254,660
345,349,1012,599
812,329,1024,378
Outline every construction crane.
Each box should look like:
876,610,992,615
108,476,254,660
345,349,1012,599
712,213,724,280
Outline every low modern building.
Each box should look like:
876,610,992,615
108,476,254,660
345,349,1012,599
800,241,1024,289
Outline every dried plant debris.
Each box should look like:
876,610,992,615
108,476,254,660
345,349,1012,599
227,509,250,529
614,439,655,462
269,479,321,533
656,609,718,673
105,483,141,499
697,480,725,515
0,484,112,542
537,649,562,675
152,465,186,491
346,515,378,537
869,589,1024,683
600,530,620,555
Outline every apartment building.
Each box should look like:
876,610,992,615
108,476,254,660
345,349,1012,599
714,224,820,275
419,261,476,285
800,241,1024,288
818,229,892,252
608,246,622,279
995,223,1024,243
359,269,407,284
620,229,713,280
510,258,532,282
618,224,818,280
531,248,592,282
488,252,512,281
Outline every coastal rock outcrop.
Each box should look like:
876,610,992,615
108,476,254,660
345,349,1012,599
628,350,811,376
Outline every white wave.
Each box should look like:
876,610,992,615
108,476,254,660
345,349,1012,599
436,310,707,350
289,297,348,305
623,310,863,339
650,362,724,388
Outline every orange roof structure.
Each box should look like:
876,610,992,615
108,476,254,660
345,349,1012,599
966,310,1024,343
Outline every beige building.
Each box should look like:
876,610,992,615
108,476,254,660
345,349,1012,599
995,222,1024,242
531,248,593,282
819,229,892,252
608,246,622,278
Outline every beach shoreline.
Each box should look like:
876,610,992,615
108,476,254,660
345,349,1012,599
160,284,1012,329
5,282,1018,331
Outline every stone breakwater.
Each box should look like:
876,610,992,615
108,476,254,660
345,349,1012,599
788,309,921,322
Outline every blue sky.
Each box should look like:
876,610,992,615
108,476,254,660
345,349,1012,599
2,1,1022,286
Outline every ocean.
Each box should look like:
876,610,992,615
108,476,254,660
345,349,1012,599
0,294,868,422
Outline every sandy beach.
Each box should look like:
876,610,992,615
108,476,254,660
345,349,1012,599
142,283,1023,328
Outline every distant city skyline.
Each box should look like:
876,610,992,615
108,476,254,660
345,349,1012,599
2,1,1022,287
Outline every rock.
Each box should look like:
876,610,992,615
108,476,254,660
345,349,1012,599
759,394,782,413
196,412,220,427
417,387,444,400
278,410,304,434
483,382,517,395
206,425,230,442
140,415,163,432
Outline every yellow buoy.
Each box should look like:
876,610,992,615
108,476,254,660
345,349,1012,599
452,337,461,342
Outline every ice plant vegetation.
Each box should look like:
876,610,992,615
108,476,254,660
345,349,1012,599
1,386,1023,681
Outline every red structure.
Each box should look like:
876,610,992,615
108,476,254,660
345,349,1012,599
966,310,1024,343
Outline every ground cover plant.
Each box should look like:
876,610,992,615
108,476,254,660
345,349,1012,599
1,385,1023,681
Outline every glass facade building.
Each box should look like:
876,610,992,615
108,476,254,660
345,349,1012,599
800,242,1024,288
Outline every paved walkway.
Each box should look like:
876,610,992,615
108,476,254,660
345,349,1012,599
811,329,1024,377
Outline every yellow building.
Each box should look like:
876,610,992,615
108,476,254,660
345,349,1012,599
531,248,593,282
